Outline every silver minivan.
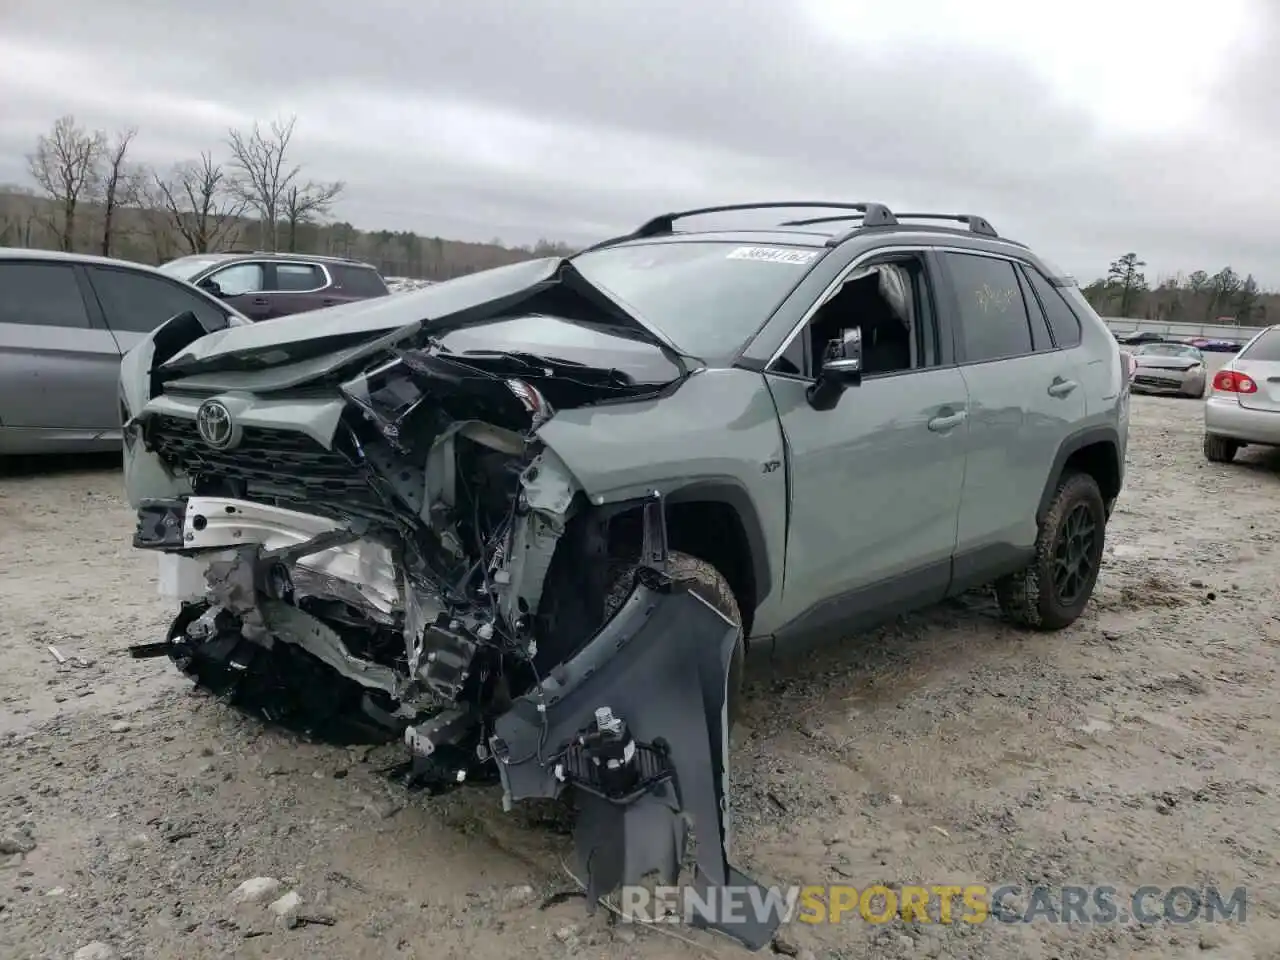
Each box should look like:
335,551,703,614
0,248,245,455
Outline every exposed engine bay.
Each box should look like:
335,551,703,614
124,264,781,949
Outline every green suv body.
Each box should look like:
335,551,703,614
120,203,1128,948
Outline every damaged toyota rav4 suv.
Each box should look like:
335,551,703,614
120,202,1128,949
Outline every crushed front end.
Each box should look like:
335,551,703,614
120,276,779,949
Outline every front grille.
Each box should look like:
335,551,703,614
1134,374,1182,388
145,415,398,526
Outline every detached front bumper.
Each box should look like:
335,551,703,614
131,496,779,951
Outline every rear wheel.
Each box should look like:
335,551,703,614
1203,433,1239,463
996,471,1106,631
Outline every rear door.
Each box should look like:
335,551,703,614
939,251,1087,571
0,259,121,433
1231,327,1280,412
326,264,391,307
265,261,330,316
85,265,232,358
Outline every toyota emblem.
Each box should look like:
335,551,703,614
195,399,237,449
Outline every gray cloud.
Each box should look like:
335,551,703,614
1,0,1274,283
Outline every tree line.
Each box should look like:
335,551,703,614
4,117,1274,305
0,114,575,280
1081,253,1274,326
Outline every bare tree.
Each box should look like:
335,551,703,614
225,115,310,250
145,152,248,255
26,115,106,251
97,128,139,257
281,179,344,252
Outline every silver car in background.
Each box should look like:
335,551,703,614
1203,324,1280,463
0,249,246,455
1130,341,1208,397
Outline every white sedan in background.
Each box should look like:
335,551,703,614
1130,341,1208,398
1204,324,1280,463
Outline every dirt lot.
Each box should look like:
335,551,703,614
3,391,1279,960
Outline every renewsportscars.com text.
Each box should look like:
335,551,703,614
618,884,1248,926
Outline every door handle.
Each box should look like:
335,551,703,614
928,410,967,432
251,297,269,306
1048,377,1078,398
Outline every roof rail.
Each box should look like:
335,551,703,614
892,213,998,237
220,248,365,264
825,211,1000,247
578,202,1007,253
580,202,899,252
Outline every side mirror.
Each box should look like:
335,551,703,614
806,328,863,411
198,277,223,297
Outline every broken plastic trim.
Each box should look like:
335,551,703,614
488,572,779,951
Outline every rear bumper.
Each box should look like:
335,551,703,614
1204,396,1280,445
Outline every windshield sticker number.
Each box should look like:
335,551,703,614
726,246,818,265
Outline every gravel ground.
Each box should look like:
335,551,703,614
3,391,1279,960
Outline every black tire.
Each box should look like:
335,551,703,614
996,472,1106,631
604,551,746,725
1203,433,1239,463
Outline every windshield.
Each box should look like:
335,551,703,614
157,257,225,280
571,241,821,359
1139,343,1199,358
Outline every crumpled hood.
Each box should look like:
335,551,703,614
1135,354,1201,371
161,257,670,374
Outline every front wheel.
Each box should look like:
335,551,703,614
606,552,746,725
996,472,1106,630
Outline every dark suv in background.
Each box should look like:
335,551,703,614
157,251,390,321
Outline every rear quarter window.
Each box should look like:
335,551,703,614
331,265,389,297
1023,266,1083,349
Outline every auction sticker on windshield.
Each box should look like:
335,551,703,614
726,246,819,264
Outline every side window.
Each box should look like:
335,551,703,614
209,262,266,296
944,253,1033,363
1015,268,1054,351
89,267,227,334
774,256,933,379
1023,267,1083,349
272,263,326,292
331,264,389,296
0,262,91,328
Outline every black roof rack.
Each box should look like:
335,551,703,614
580,202,899,252
822,211,999,247
581,201,1007,253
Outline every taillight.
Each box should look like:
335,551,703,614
1212,370,1258,393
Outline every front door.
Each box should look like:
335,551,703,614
87,265,233,357
205,262,271,321
763,253,970,644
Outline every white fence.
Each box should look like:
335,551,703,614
1101,316,1265,341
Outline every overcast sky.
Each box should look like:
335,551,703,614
1,0,1273,284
